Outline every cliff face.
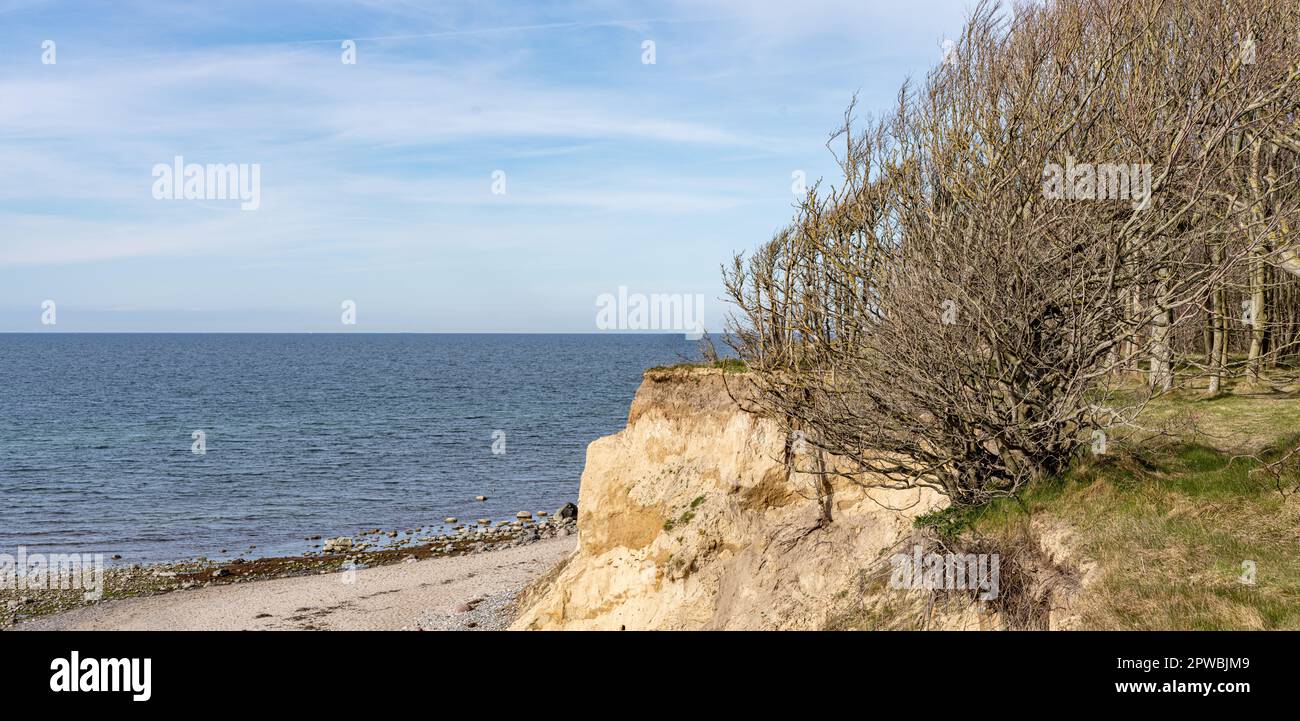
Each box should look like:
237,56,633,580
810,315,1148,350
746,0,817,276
512,368,949,630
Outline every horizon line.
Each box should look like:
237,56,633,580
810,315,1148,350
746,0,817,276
0,330,721,335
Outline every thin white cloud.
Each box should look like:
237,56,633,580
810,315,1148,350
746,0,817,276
0,0,968,330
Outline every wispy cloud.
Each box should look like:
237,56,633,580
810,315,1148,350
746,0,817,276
0,0,969,330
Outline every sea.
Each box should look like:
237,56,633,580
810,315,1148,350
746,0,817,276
0,333,705,564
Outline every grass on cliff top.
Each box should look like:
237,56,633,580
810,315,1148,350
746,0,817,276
646,358,747,374
920,380,1300,630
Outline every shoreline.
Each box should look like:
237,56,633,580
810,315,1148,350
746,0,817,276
12,536,576,631
2,506,578,629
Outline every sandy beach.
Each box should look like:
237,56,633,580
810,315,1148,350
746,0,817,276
13,536,574,631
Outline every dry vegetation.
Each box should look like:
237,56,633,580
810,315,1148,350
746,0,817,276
972,398,1300,629
716,0,1300,629
822,370,1300,630
723,0,1300,509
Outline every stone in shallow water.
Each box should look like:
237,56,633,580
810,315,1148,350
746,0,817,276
322,536,353,553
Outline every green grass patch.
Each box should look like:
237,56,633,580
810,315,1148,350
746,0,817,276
949,437,1300,629
663,497,707,532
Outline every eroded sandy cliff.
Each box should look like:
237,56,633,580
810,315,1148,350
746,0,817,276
512,367,956,630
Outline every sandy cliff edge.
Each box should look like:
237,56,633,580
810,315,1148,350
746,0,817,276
513,368,960,630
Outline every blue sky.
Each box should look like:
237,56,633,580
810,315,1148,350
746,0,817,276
0,0,971,331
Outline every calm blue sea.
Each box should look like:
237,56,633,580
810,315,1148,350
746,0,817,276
0,334,703,564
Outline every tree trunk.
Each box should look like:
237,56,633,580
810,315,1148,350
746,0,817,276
1247,247,1267,383
1149,270,1174,393
1208,244,1225,394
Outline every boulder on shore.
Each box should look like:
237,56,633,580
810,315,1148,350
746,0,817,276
322,536,353,554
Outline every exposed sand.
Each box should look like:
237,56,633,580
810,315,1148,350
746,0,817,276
14,536,575,631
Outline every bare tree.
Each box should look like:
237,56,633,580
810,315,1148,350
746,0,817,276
725,0,1300,507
